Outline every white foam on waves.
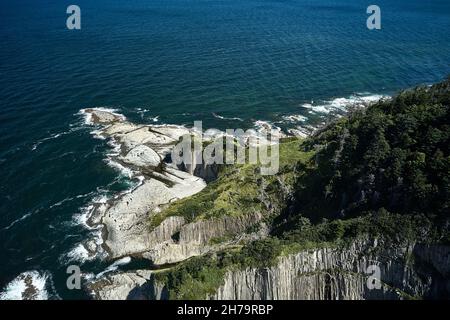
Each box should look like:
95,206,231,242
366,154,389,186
212,112,244,122
31,126,83,151
95,256,132,279
63,194,110,264
253,120,282,133
276,94,387,137
0,271,51,300
282,114,308,123
301,94,388,114
2,211,34,231
105,158,134,179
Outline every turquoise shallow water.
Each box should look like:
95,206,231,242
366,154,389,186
0,0,449,299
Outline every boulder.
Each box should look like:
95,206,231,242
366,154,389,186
120,145,161,168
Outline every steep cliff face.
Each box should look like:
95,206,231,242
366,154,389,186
142,212,264,265
210,240,450,300
100,172,206,259
178,212,263,244
177,148,220,183
91,239,449,300
142,139,306,264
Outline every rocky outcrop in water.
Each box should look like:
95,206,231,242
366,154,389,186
81,109,207,260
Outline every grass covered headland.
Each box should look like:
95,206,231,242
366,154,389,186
151,77,450,299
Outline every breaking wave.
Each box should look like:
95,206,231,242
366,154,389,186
0,270,53,300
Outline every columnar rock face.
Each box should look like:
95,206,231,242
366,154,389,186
90,239,450,300
143,243,212,266
210,240,450,300
178,148,220,182
179,212,263,244
142,212,264,265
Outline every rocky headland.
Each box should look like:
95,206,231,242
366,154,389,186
82,78,450,300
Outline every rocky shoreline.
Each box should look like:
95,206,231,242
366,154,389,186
80,108,289,298
81,108,207,260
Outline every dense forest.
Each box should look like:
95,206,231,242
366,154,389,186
274,77,450,244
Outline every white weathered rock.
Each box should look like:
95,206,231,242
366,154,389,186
103,174,206,258
119,127,171,151
89,270,154,300
151,125,191,141
120,145,161,168
84,109,125,124
287,128,309,138
81,109,209,260
143,242,212,266
103,122,138,136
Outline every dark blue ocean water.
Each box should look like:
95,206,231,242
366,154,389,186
0,0,449,299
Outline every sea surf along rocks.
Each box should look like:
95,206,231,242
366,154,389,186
82,108,290,299
81,108,208,260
